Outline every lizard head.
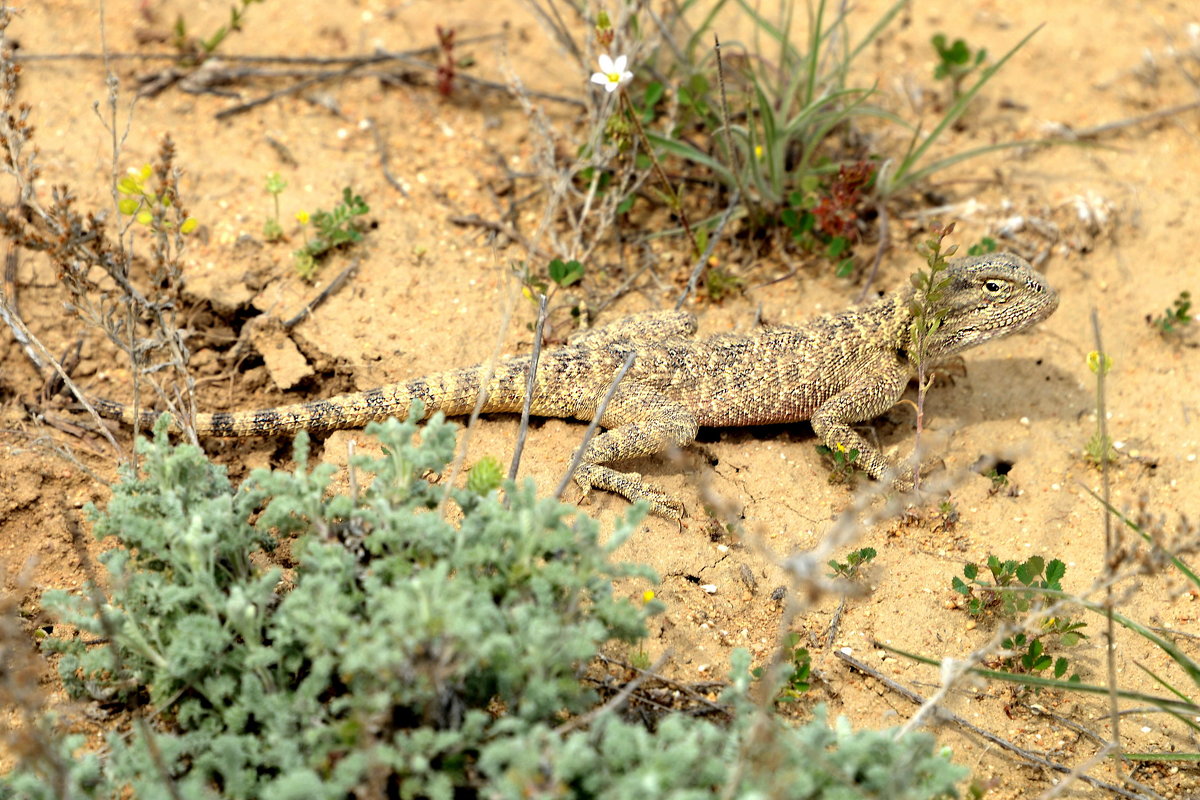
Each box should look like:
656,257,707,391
921,252,1059,360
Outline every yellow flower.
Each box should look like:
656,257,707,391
1087,351,1112,375
642,589,656,604
295,210,310,225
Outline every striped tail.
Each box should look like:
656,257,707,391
91,357,543,437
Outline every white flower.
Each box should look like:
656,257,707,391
590,53,632,93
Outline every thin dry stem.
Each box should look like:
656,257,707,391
1091,309,1125,782
509,292,548,481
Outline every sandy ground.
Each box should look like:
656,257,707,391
2,0,1199,796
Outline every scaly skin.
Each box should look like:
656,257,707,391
93,253,1059,517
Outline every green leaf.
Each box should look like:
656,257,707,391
1016,556,1043,585
548,259,584,288
642,81,664,109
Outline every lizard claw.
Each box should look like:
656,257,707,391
573,464,685,520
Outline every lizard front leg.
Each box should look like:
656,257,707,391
809,366,912,490
571,383,699,519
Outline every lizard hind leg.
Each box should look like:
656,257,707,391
570,384,699,519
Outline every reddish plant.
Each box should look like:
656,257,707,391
436,26,456,97
813,161,875,240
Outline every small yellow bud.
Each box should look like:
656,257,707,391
1087,351,1112,375
642,590,656,604
295,210,310,224
180,217,198,234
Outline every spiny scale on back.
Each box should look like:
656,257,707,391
92,253,1059,518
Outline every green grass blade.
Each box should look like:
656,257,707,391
1135,660,1194,706
887,24,1043,194
1001,584,1200,688
879,642,1200,716
638,206,749,242
733,0,801,65
754,82,781,192
804,0,825,108
846,0,908,65
898,139,1060,188
1121,753,1200,762
1133,661,1200,733
684,0,732,63
1097,606,1200,687
1082,484,1200,589
646,131,739,186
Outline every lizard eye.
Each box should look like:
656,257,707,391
983,280,1003,294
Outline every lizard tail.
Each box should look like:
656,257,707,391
91,358,540,437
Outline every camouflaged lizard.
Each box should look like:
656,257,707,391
93,253,1059,518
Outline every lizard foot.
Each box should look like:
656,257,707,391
574,464,685,520
889,457,945,493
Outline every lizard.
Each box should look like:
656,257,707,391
91,252,1059,518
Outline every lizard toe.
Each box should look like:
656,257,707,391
573,464,684,519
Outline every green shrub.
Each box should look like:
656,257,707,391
2,410,966,799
